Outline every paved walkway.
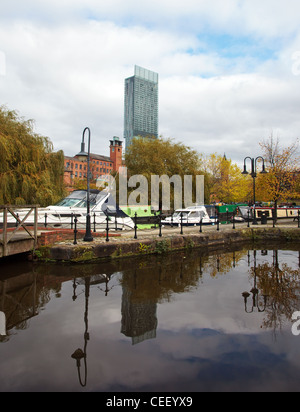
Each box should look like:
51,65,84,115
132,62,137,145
64,218,299,245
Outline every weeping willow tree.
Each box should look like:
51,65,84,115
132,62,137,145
0,106,66,206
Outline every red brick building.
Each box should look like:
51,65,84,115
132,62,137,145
64,136,123,190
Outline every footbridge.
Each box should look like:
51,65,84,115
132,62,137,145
0,205,39,258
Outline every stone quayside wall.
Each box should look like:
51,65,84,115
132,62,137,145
35,227,300,263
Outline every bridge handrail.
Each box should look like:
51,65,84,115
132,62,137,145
0,205,39,256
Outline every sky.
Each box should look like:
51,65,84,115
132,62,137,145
0,0,300,165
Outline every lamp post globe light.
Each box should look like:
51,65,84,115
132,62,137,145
242,156,268,225
76,127,93,242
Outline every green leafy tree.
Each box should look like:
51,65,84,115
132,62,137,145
0,106,66,206
124,137,210,208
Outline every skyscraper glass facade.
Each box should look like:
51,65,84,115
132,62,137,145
124,65,158,150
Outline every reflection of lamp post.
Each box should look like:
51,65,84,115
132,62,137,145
76,127,93,242
242,250,269,313
242,156,267,225
98,274,114,296
71,277,90,387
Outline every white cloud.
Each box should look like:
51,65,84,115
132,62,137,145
0,0,299,165
160,73,300,161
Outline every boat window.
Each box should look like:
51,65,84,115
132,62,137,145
76,199,87,208
173,211,189,218
55,198,82,207
55,191,105,208
189,212,200,218
55,191,86,206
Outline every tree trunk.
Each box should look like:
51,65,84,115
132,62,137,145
273,200,278,224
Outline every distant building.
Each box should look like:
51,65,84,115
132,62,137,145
124,65,159,150
64,136,123,190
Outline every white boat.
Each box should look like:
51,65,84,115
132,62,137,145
161,206,217,226
1,190,134,230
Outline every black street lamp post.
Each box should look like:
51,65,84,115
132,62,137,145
242,156,267,225
76,127,93,242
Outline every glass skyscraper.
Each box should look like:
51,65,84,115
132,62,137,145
124,65,158,150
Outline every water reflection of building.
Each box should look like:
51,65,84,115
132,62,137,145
121,286,158,345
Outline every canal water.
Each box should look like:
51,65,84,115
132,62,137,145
0,242,300,392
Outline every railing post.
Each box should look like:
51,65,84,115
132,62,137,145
134,212,137,239
199,217,203,233
93,213,97,233
217,212,220,231
106,214,109,242
34,206,38,248
232,212,236,230
159,214,162,237
180,212,183,235
73,216,78,245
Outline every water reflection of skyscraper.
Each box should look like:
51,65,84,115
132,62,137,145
121,286,158,345
0,311,6,336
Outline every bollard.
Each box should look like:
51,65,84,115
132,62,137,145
134,212,137,239
73,216,78,245
232,213,236,230
106,214,109,242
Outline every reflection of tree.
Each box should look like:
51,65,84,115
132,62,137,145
120,248,248,344
120,252,202,344
202,250,245,278
120,252,201,304
0,260,119,340
0,272,53,338
120,248,255,306
249,250,300,333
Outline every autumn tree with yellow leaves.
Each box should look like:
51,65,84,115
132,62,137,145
205,154,251,204
256,135,299,220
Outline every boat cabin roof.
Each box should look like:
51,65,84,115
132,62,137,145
174,206,206,213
